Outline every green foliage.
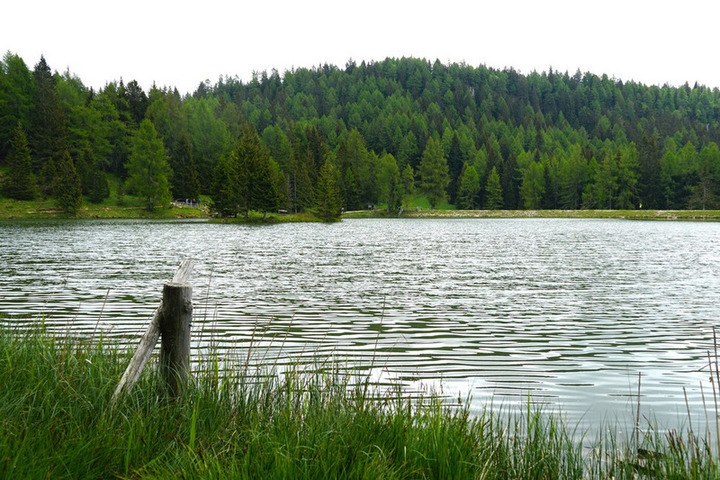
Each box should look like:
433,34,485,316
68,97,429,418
484,166,504,209
125,119,172,211
457,162,481,209
169,132,200,200
6,53,720,213
236,123,278,218
520,161,546,209
315,158,342,221
418,137,450,209
53,150,82,213
2,123,37,200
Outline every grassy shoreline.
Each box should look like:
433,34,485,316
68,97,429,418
2,326,718,479
344,208,720,221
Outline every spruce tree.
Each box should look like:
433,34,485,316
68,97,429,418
3,123,37,200
170,132,200,200
29,56,66,192
53,150,82,213
315,159,342,222
457,163,481,209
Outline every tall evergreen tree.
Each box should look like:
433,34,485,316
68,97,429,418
520,161,546,209
484,166,504,209
211,154,238,217
2,123,37,200
457,163,481,209
0,53,33,161
125,119,172,211
418,137,450,209
53,150,82,213
315,159,342,222
29,56,67,192
170,132,200,200
236,123,277,219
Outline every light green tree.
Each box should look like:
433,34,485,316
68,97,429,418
418,137,449,209
520,161,546,209
125,119,172,211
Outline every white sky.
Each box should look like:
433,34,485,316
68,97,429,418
3,0,719,95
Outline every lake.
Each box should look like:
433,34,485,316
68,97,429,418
1,217,719,433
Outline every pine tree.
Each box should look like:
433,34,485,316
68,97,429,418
53,150,82,213
418,137,450,209
315,159,342,222
3,123,37,200
170,132,200,200
211,154,238,217
484,166,504,209
236,124,277,219
125,119,172,212
29,56,66,192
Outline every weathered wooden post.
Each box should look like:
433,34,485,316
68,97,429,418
112,260,194,403
158,281,192,397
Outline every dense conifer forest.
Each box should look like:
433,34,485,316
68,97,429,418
2,53,720,216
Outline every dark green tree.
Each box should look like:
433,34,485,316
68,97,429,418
87,167,110,204
53,150,82,213
457,163,481,209
170,132,200,200
2,123,37,200
236,124,278,219
29,56,67,193
211,154,238,217
315,159,342,222
484,166,504,209
418,137,449,209
125,119,172,211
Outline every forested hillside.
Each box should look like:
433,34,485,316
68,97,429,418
2,53,720,215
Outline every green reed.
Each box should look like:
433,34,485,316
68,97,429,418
1,325,718,479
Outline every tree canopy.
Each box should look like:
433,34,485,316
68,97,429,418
3,53,720,215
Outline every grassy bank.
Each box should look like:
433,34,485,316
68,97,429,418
344,208,720,221
1,327,718,479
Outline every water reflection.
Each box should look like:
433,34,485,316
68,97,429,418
1,218,719,431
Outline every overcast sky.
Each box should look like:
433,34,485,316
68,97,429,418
3,0,719,95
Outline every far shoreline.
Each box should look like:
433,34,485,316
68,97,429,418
343,209,720,221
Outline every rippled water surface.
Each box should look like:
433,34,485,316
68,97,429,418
1,218,719,430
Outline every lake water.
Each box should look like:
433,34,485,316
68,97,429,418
1,218,719,433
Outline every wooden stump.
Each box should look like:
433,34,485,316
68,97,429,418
159,282,193,397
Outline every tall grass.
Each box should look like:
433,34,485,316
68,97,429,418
1,325,718,479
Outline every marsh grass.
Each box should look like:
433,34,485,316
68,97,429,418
1,325,719,479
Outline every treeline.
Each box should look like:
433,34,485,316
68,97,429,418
2,53,720,217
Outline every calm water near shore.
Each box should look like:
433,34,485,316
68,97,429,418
1,218,719,432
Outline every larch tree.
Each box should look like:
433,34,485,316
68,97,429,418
418,137,449,209
125,119,172,212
